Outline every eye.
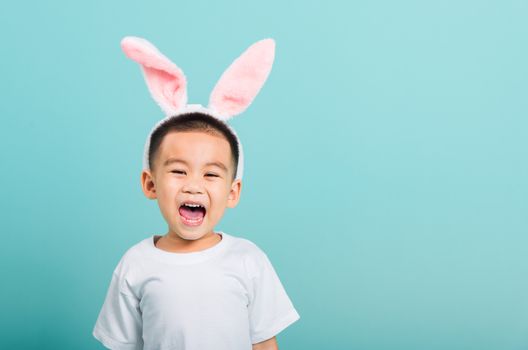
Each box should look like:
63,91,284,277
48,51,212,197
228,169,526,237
205,173,219,177
171,170,186,175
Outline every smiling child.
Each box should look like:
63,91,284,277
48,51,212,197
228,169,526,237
92,37,300,350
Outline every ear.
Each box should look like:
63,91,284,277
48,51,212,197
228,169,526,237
121,36,188,116
140,169,157,200
227,179,242,208
208,38,275,120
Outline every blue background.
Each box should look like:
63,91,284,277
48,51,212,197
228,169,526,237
1,1,527,349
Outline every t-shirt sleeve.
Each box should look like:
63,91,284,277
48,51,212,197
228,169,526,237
93,258,143,350
246,248,301,344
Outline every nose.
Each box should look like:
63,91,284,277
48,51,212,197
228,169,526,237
181,174,204,194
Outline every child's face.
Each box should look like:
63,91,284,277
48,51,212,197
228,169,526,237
141,130,241,242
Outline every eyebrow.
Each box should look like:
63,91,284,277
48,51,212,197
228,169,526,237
163,157,228,172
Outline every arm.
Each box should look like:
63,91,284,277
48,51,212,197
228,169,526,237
252,336,278,350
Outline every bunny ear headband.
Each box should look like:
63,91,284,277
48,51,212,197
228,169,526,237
120,36,276,181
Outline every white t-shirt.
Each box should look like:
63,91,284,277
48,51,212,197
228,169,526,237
92,231,300,350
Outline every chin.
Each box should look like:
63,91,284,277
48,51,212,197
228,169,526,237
177,231,203,241
173,226,210,240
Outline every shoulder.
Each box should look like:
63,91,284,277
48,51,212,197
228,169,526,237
111,236,152,276
224,232,268,259
223,233,272,278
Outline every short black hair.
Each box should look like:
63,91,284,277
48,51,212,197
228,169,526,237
148,112,239,181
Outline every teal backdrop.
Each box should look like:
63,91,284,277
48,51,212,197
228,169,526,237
1,1,527,349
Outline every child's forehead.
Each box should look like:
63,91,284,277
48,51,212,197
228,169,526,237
159,130,232,160
162,130,228,147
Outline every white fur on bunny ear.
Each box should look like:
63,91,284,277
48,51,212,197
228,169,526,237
121,36,187,116
208,38,275,120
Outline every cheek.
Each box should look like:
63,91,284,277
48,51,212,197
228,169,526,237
156,179,181,199
207,183,230,201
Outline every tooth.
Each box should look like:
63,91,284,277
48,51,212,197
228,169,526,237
184,203,203,208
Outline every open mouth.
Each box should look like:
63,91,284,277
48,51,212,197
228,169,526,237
178,202,206,226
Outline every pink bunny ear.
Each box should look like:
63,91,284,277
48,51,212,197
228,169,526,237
208,38,275,120
121,36,187,115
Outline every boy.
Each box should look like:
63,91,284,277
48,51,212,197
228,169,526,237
92,37,300,350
